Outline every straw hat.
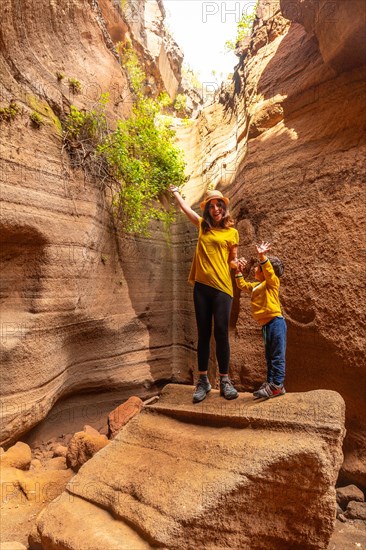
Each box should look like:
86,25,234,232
200,190,230,210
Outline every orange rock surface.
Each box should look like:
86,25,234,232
0,0,365,495
36,384,346,549
173,0,366,489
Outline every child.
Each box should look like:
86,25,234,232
235,241,286,398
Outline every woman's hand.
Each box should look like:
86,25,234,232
168,184,200,227
229,258,239,270
169,184,179,194
228,246,239,270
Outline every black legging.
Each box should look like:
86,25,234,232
193,282,233,374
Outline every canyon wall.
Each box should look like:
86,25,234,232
1,0,365,491
0,0,183,446
173,0,366,488
235,0,366,489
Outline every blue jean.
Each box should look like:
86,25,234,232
262,316,287,385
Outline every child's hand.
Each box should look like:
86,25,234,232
237,257,247,271
256,241,271,255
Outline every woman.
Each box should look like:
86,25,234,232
170,185,239,403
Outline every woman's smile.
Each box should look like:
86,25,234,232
209,200,223,223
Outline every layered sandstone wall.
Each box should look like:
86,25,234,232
0,0,182,445
101,0,183,97
1,0,365,492
172,0,366,488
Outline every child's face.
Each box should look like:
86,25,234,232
254,265,265,282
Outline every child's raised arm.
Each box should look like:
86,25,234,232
256,241,279,287
256,241,271,261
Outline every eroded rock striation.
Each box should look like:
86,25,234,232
35,385,345,549
0,0,183,446
0,0,365,496
234,0,366,489
172,0,366,488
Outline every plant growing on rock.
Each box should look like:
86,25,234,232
158,92,172,109
182,65,202,90
62,56,186,235
62,93,109,176
68,77,81,94
118,43,144,93
29,111,44,128
182,117,194,127
224,6,257,51
0,100,20,123
174,94,188,116
100,97,185,234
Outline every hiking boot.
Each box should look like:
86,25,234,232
253,382,285,399
193,379,212,403
220,378,238,400
253,381,270,398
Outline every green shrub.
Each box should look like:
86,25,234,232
119,44,145,97
63,89,186,235
0,100,20,123
182,117,194,127
158,92,172,109
224,7,257,51
68,78,81,94
182,65,202,90
174,94,187,115
99,97,186,234
64,99,107,143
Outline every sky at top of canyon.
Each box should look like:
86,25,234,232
164,0,257,85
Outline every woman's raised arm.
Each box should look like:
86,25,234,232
169,185,200,227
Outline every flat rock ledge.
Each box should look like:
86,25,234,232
34,385,345,550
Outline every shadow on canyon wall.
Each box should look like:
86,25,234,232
231,19,366,486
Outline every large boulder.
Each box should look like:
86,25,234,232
36,384,345,549
344,501,366,521
336,484,365,510
0,442,32,470
1,456,73,548
33,493,150,550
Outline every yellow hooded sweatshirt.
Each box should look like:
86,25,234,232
235,258,282,326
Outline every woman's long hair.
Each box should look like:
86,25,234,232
201,199,234,233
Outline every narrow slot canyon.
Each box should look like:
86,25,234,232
0,0,365,548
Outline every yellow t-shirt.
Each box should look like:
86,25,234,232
188,218,239,297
